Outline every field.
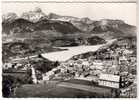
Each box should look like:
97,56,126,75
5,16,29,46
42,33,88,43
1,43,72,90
14,80,114,98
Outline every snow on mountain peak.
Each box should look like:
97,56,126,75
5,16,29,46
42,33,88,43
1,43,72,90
2,12,18,22
21,7,47,22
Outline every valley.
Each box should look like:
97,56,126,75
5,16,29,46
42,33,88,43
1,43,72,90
2,7,137,98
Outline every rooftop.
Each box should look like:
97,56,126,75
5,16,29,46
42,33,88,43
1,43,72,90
99,73,120,82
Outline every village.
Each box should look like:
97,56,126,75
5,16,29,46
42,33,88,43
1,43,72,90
2,37,137,98
41,37,136,97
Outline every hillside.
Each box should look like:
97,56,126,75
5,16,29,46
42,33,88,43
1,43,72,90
47,13,136,37
2,12,18,23
2,8,136,39
48,13,95,32
2,9,136,61
90,19,136,39
2,18,81,35
34,19,81,34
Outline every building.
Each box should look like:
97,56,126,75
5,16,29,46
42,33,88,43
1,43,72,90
119,56,128,64
117,39,130,49
42,71,55,81
74,75,98,82
3,63,12,69
31,66,37,84
98,73,120,89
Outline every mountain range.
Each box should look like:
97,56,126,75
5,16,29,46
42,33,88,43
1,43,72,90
2,8,137,62
2,7,136,39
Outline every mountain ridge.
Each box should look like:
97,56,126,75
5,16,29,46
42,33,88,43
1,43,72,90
2,8,136,39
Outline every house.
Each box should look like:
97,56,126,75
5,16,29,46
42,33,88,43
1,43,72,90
123,49,133,55
42,71,55,80
119,56,128,64
2,63,16,69
74,75,98,82
82,61,89,66
117,39,130,48
90,65,103,70
98,73,120,89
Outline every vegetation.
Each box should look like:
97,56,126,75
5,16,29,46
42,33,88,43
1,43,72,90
14,81,114,98
2,68,32,97
30,58,57,73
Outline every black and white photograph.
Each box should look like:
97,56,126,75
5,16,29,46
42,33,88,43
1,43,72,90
1,0,137,98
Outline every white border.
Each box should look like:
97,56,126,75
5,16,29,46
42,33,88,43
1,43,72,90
0,0,138,100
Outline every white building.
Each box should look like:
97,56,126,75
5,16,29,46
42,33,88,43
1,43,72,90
31,66,37,84
82,61,89,66
42,71,55,80
119,56,128,64
3,63,12,69
98,74,120,89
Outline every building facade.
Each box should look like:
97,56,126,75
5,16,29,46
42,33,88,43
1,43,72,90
98,74,120,89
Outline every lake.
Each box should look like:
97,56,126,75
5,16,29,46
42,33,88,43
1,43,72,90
41,45,102,62
12,39,116,62
41,39,116,62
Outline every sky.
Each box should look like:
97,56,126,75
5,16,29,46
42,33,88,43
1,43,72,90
2,2,136,25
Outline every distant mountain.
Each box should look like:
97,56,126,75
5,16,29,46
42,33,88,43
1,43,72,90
80,17,95,24
2,8,137,62
2,8,136,39
70,19,94,32
47,13,136,37
2,13,18,23
2,18,34,34
48,13,79,21
21,7,48,22
35,19,81,34
2,18,81,35
91,19,136,39
48,13,95,32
